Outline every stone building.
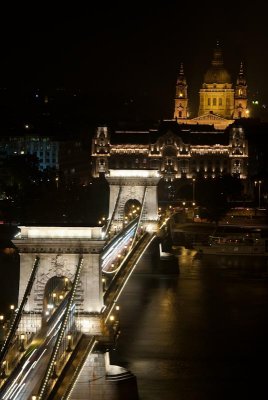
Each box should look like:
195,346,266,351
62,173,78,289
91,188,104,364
174,43,249,130
91,121,248,182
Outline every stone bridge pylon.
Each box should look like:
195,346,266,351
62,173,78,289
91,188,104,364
105,169,160,233
13,226,106,334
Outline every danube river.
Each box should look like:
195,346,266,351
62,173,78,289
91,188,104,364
1,231,268,399
110,250,268,400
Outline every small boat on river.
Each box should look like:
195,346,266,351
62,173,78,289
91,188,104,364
194,231,268,256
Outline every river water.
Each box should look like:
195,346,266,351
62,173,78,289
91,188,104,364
110,251,268,400
1,233,268,399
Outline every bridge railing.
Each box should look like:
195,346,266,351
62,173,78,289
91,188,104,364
50,335,97,400
0,290,77,394
130,186,147,250
0,256,40,368
37,255,84,399
103,231,156,322
104,185,122,239
101,217,138,272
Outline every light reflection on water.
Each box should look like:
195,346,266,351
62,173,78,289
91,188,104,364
111,252,268,400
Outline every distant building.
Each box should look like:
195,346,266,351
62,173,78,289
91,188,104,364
1,135,59,171
0,131,92,186
174,43,249,130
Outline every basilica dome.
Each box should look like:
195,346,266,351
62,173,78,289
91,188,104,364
204,66,231,84
204,44,231,84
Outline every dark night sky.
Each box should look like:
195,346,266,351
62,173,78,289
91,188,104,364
1,1,268,120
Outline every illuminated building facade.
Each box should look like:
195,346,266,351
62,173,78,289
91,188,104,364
174,43,249,130
91,122,248,182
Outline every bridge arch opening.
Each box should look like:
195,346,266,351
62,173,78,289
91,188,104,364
124,199,141,224
43,276,72,320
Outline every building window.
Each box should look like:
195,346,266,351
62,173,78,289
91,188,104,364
219,98,222,106
208,98,211,106
213,98,217,106
179,111,182,118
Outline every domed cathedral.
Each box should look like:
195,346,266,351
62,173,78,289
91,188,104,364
174,43,249,130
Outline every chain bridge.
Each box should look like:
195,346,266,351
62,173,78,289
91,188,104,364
0,168,164,400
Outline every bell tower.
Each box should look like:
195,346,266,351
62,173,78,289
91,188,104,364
233,62,248,119
174,63,188,119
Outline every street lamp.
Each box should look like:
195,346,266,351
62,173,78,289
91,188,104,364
1,360,8,378
192,178,196,204
64,277,69,291
52,293,57,303
52,361,57,379
67,334,72,352
20,334,25,352
254,180,262,209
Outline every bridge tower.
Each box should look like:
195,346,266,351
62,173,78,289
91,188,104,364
11,226,139,399
105,169,160,233
13,226,106,334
